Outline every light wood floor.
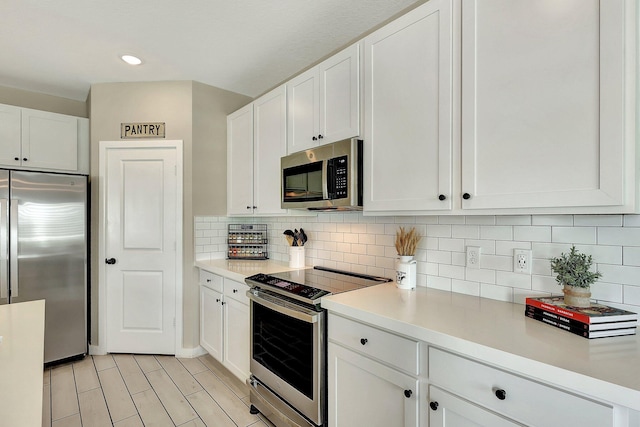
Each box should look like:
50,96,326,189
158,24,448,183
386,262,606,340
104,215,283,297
42,354,274,427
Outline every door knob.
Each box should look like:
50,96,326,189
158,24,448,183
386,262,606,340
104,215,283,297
105,258,117,265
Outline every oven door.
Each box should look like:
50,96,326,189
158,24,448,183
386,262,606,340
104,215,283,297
248,290,325,426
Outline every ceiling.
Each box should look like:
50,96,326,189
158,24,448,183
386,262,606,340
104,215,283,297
0,0,422,102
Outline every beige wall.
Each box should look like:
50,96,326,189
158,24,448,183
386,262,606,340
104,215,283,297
89,80,249,351
0,85,88,117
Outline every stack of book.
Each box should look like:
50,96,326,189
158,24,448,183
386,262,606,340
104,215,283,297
525,296,638,339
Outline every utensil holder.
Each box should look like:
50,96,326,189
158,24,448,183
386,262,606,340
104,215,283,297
289,246,305,268
396,255,416,289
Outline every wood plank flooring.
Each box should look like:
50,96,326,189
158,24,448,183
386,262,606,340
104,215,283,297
42,354,274,427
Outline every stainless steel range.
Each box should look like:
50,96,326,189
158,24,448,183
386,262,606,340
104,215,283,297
245,266,391,427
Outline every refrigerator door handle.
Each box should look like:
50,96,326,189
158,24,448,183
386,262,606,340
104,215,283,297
0,199,7,300
9,199,18,299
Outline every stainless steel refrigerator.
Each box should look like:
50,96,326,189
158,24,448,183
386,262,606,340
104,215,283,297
0,170,88,364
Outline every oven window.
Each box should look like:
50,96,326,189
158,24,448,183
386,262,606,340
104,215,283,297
252,302,314,399
283,162,323,202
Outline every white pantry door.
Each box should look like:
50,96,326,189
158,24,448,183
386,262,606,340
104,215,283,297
103,142,180,354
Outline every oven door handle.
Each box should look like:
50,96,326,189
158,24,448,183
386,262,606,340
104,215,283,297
247,291,319,324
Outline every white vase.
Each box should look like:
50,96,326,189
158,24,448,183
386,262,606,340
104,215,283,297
396,255,416,289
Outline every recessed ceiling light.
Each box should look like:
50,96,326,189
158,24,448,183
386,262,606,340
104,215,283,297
121,55,142,65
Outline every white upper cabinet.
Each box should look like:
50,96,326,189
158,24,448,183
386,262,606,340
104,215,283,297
227,85,288,216
227,103,254,215
0,104,89,174
287,43,361,153
253,85,288,216
363,0,453,213
0,104,22,167
461,0,632,211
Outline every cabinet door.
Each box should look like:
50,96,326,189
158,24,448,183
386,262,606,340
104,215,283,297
227,103,255,215
328,342,419,427
0,104,22,167
287,67,319,153
22,108,78,172
200,286,223,361
319,43,361,144
461,0,628,210
223,297,250,382
429,386,523,427
253,85,288,215
363,0,453,213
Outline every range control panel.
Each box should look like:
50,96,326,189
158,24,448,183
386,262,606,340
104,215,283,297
245,273,330,302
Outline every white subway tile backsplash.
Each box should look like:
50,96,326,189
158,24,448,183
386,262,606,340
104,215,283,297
598,227,640,246
551,226,596,244
195,213,640,312
574,215,623,227
513,226,551,242
532,215,573,226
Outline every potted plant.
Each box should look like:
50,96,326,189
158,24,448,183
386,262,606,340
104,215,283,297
549,246,602,307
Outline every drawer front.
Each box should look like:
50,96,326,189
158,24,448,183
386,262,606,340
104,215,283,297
224,279,249,305
199,269,223,292
328,314,419,375
429,347,613,427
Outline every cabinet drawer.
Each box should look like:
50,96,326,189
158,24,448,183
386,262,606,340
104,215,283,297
429,347,613,427
199,270,223,292
224,279,249,305
328,314,419,375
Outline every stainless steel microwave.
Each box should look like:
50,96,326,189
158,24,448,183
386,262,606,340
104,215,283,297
281,139,363,211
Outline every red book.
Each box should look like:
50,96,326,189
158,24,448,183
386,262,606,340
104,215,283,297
525,296,638,324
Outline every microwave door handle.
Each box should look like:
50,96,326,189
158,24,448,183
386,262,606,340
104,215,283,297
0,199,7,300
325,159,334,199
322,159,329,200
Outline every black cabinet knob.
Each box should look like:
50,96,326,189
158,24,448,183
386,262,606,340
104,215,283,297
14,157,19,161
360,338,368,345
105,258,116,265
404,389,412,398
438,194,446,201
206,279,211,282
463,193,471,200
221,301,226,305
233,289,238,293
318,134,324,139
312,136,318,141
429,401,439,411
22,158,27,162
494,388,506,400
216,298,220,303
253,206,257,209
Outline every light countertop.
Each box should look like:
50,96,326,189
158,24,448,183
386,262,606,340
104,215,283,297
195,259,301,283
0,300,45,427
321,284,640,411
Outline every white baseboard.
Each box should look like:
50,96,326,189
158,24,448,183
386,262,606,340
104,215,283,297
175,346,208,358
88,344,107,356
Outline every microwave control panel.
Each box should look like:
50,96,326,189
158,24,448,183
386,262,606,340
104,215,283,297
328,155,348,199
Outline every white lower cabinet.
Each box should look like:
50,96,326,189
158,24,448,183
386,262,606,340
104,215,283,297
199,269,250,382
328,314,421,427
428,347,614,427
429,386,522,427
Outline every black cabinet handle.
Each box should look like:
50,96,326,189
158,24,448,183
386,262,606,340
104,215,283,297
206,279,211,282
216,298,220,303
233,289,238,293
404,389,412,398
221,301,226,305
360,338,368,345
253,206,257,209
246,206,251,209
438,194,446,201
105,258,116,265
22,158,28,162
494,388,506,400
312,136,318,141
429,401,439,411
14,157,19,161
463,193,471,200
318,134,324,139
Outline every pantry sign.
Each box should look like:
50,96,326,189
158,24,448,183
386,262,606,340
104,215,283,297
121,122,165,139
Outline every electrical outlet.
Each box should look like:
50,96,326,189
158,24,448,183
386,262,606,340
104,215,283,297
466,246,481,269
514,249,532,274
